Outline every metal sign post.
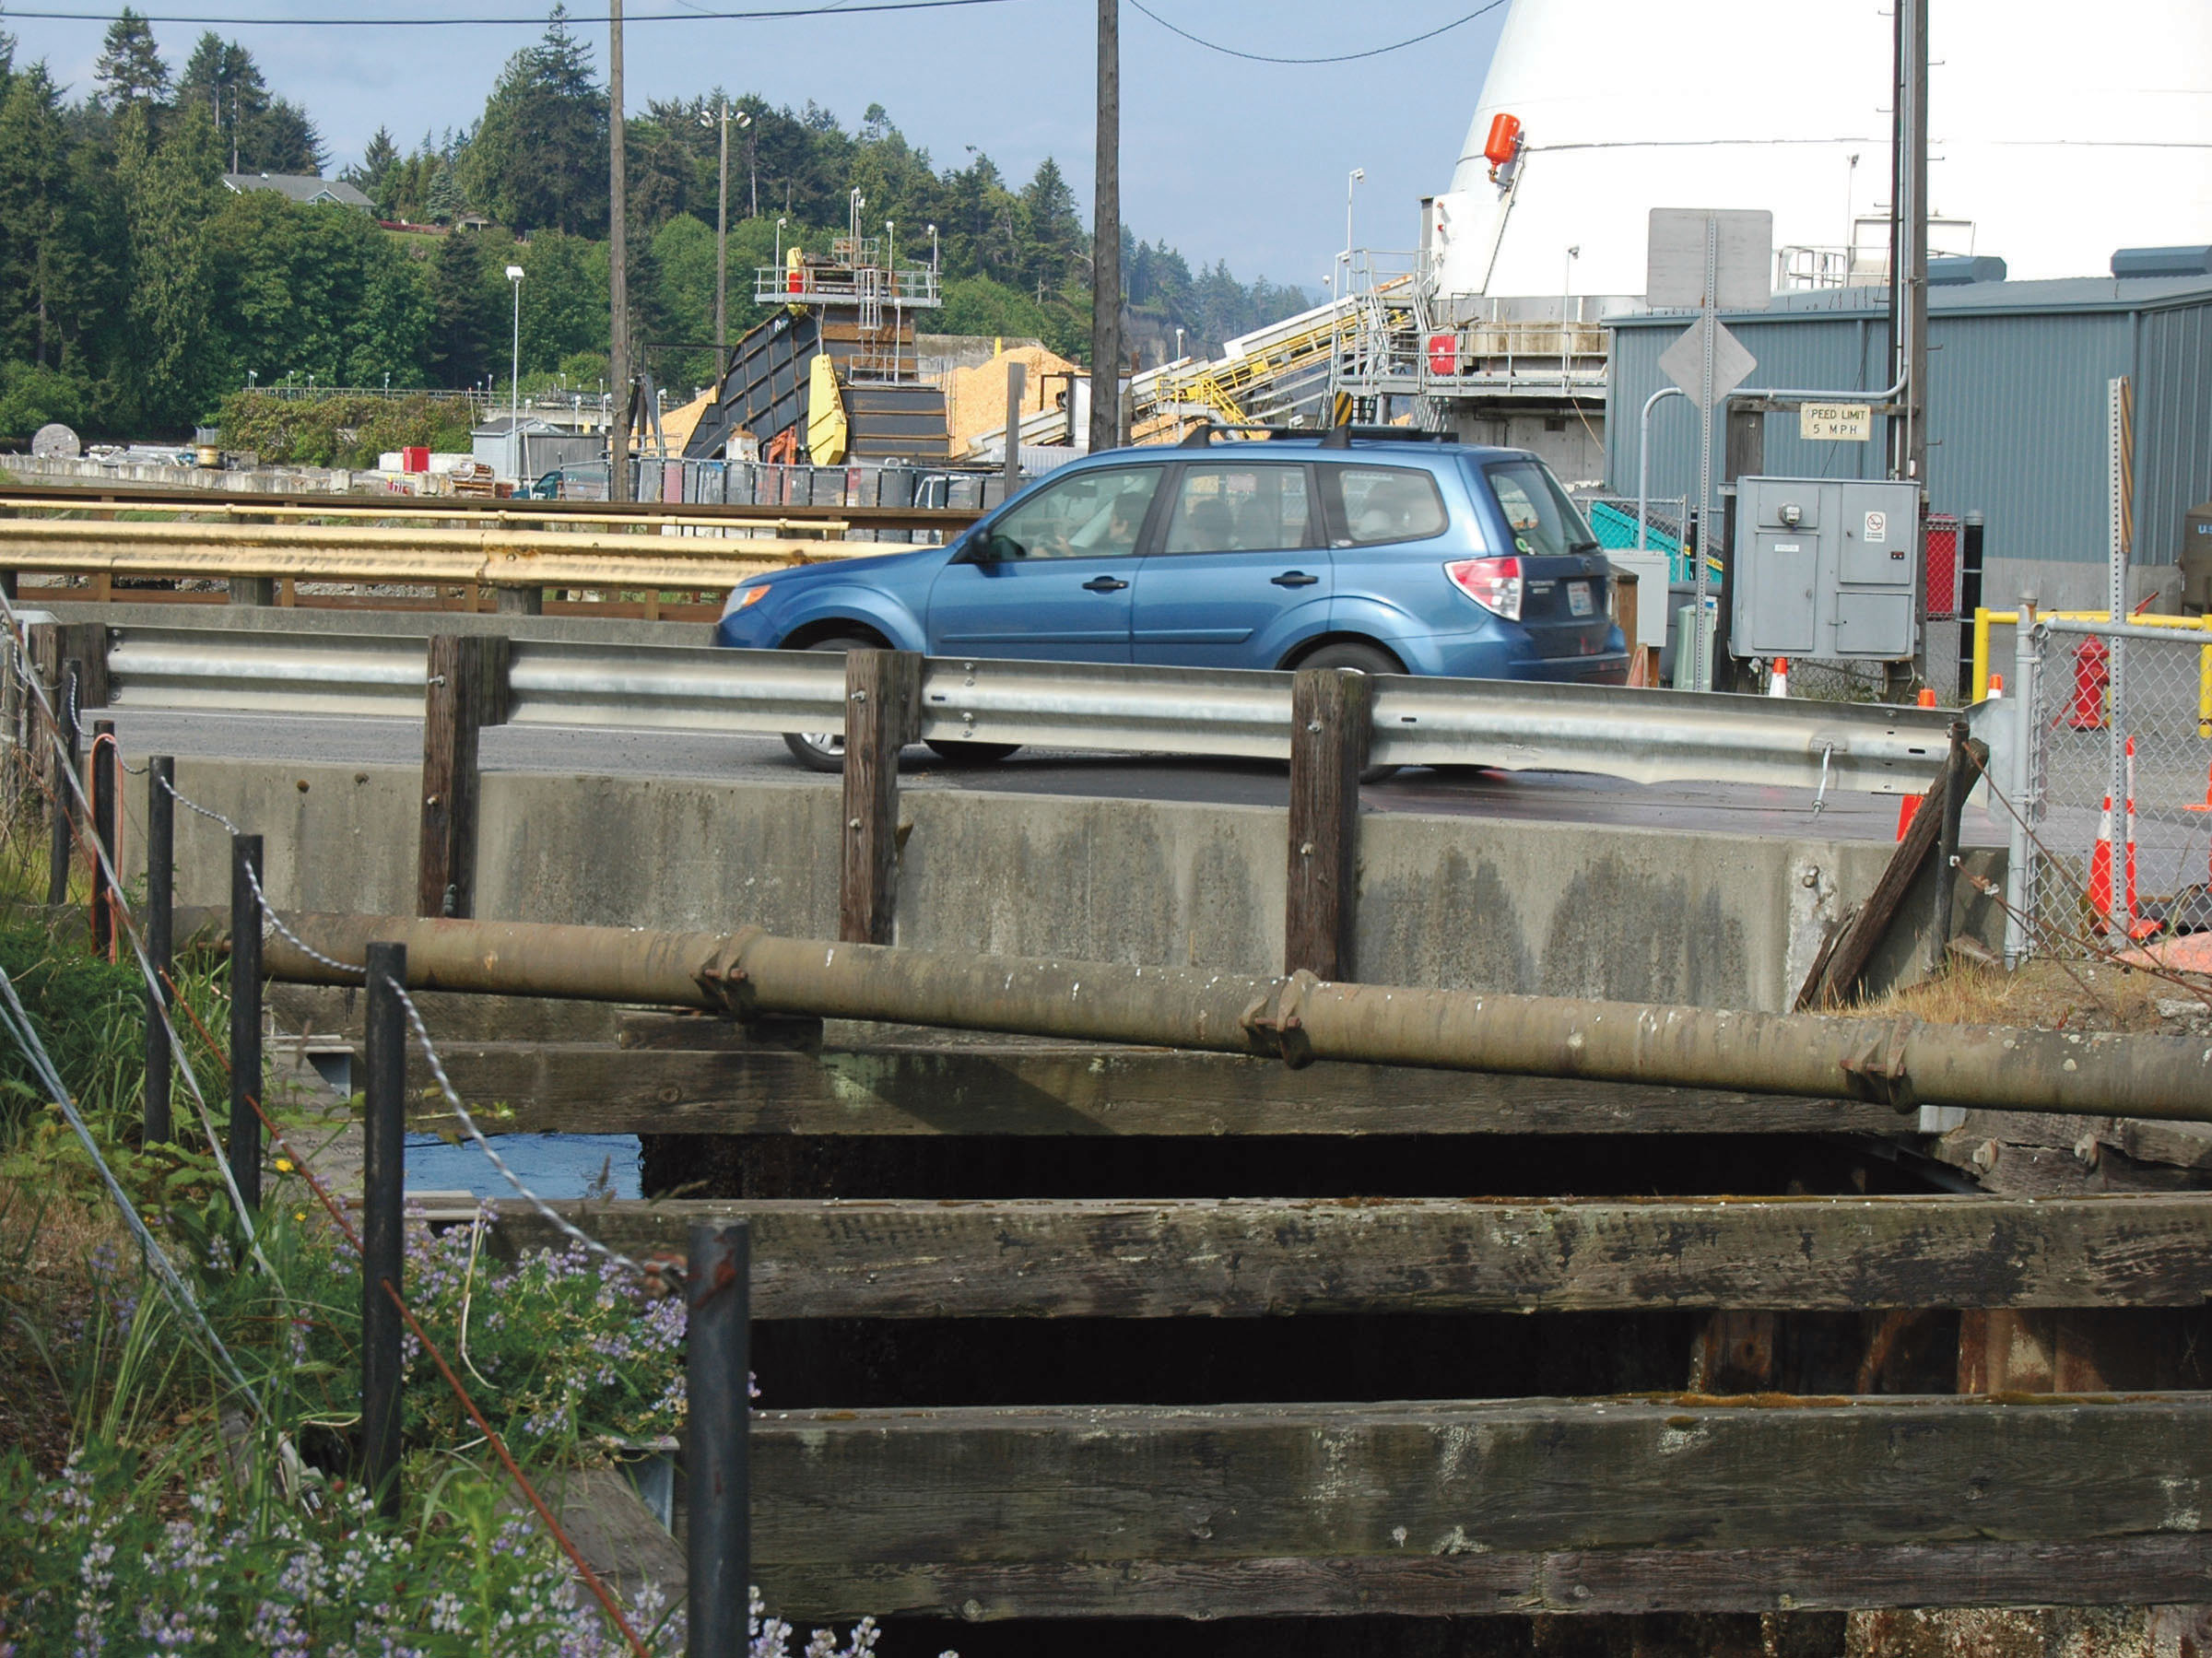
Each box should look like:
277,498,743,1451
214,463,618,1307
1649,209,1770,689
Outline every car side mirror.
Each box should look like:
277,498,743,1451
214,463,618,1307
968,531,1020,564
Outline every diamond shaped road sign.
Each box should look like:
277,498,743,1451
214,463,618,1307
1658,315,1757,405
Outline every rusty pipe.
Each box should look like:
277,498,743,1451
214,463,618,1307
227,909,2212,1122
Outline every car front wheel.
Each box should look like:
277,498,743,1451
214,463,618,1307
780,635,879,773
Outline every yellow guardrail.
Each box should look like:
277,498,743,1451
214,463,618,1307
1972,606,2212,736
0,494,847,538
0,517,882,593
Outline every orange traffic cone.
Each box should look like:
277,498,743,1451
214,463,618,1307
1917,687,1937,708
1896,794,1922,840
2088,794,2115,920
2124,736,2141,927
2185,761,2212,815
1987,674,2005,700
1768,657,1789,698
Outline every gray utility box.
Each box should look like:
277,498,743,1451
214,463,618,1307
1731,476,1922,661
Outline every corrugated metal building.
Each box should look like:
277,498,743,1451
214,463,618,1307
1606,276,2212,610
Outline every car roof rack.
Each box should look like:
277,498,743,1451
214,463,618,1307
1175,422,1309,447
1174,421,1463,450
1316,423,1460,449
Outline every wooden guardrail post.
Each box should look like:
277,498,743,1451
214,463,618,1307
227,574,276,606
418,635,512,920
840,649,923,946
1286,667,1371,980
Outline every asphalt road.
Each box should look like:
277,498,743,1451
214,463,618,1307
100,707,2007,847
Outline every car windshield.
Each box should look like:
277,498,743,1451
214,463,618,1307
1484,459,1600,559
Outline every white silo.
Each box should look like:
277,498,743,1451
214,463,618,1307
1428,0,2212,303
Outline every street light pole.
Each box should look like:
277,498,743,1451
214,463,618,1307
506,265,524,428
1343,166,1365,286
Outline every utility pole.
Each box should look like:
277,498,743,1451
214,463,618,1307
607,0,632,502
714,101,730,368
1088,0,1121,456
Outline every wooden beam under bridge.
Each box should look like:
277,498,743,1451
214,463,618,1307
394,1038,1912,1140
488,1194,2212,1316
743,1393,2212,1619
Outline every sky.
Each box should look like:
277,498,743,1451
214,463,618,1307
0,0,1506,288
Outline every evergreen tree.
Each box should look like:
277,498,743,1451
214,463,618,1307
94,8,171,117
458,7,607,233
252,98,325,174
114,100,220,427
346,124,400,209
425,229,495,387
1017,157,1082,297
176,32,258,168
425,160,462,224
0,65,107,372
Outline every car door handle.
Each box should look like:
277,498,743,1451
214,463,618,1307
1082,576,1130,593
1270,570,1320,587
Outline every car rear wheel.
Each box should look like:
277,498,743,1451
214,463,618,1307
924,739,1022,766
780,635,879,773
1294,641,1403,784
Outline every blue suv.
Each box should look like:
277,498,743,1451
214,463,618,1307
715,427,1628,770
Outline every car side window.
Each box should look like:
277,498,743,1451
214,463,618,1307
1160,465,1314,555
1326,465,1450,547
985,466,1163,560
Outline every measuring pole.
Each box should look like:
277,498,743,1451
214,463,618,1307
1693,219,1717,690
1088,0,1121,455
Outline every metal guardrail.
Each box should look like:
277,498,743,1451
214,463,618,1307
102,624,2005,794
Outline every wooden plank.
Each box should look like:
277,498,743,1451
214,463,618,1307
1286,666,1370,981
416,634,510,919
488,1193,2212,1315
840,648,921,947
741,1394,2212,1618
764,1537,2212,1620
404,1040,1909,1138
1800,738,1986,1009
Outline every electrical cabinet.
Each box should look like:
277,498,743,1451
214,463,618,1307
1730,476,1921,661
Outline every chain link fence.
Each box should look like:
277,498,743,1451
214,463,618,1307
2017,617,2212,961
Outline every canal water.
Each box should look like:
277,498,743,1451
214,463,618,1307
404,1132,643,1200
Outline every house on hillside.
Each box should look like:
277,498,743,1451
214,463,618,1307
220,172,375,212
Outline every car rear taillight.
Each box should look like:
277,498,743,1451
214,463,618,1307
1446,556,1524,620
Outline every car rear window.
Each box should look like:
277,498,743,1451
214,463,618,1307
1163,465,1314,554
1328,466,1449,546
1484,459,1600,559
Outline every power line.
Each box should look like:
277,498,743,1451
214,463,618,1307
0,0,1016,26
1126,0,1505,65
